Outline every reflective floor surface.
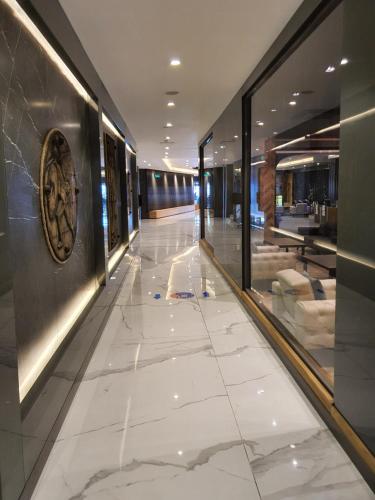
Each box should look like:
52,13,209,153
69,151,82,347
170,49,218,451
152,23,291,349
31,213,374,499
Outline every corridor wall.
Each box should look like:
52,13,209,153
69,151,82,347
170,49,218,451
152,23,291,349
0,1,137,498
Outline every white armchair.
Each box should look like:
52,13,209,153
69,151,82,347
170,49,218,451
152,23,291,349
272,269,335,349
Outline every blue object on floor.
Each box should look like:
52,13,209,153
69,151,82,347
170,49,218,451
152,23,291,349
154,293,161,299
202,291,209,297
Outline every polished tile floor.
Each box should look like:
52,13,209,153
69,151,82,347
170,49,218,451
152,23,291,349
32,213,373,499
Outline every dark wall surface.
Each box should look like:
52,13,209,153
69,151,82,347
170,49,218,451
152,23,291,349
1,1,99,396
139,169,194,217
0,1,105,496
334,0,375,455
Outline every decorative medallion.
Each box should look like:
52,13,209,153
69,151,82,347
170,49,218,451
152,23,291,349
40,129,79,263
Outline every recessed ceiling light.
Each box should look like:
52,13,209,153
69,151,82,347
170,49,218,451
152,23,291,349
165,122,173,127
340,57,349,65
167,101,175,107
273,131,278,135
214,151,218,154
325,65,335,73
256,120,264,126
256,148,260,151
292,91,300,97
234,135,239,139
170,58,181,66
143,160,147,163
165,146,170,149
289,101,297,106
220,145,225,149
271,108,277,112
148,163,151,166
165,136,170,140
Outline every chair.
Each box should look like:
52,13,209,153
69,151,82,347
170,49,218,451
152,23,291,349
272,269,335,349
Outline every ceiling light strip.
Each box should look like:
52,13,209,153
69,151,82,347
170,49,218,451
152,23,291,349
314,123,340,135
277,156,314,169
126,143,136,155
271,136,306,151
102,113,124,141
5,0,97,110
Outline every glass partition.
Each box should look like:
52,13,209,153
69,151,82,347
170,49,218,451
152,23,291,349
248,4,343,388
203,139,243,284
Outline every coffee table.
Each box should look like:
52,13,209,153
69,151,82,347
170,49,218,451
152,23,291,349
299,254,337,277
263,237,307,255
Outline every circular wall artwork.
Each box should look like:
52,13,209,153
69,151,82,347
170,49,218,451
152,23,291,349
40,129,79,263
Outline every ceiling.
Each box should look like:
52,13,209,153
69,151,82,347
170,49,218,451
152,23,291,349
59,0,303,172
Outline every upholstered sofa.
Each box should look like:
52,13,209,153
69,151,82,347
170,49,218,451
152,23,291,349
252,251,297,281
290,203,310,216
272,269,336,349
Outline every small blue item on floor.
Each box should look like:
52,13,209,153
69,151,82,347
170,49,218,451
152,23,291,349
202,291,209,297
154,293,161,299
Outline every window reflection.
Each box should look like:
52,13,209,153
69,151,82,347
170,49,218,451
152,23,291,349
249,5,343,387
203,130,243,284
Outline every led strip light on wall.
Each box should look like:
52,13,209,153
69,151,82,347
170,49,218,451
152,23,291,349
4,0,97,110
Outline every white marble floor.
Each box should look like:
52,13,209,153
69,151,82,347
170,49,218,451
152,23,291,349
31,212,374,500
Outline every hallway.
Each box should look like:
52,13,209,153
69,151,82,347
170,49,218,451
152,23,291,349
32,213,372,500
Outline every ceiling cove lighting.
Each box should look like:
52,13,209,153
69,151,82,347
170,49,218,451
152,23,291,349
271,136,306,151
314,123,340,135
170,58,181,66
5,0,97,111
277,156,314,169
340,57,349,65
126,143,136,155
102,113,124,141
325,65,335,73
167,101,175,107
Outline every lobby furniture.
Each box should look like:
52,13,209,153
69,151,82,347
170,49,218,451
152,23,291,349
253,244,280,253
264,237,307,254
272,269,336,349
290,203,309,216
299,253,336,277
149,204,195,219
252,252,297,281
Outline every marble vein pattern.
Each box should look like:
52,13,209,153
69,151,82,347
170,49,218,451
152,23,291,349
31,213,374,499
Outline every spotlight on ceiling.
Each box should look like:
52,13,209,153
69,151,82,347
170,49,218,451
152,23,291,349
325,65,335,73
170,58,181,66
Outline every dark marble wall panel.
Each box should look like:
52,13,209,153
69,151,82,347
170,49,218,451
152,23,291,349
0,86,25,500
140,169,194,217
334,0,375,455
1,1,99,399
